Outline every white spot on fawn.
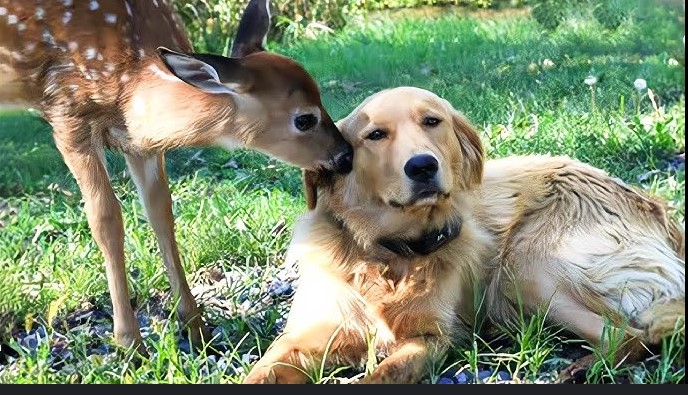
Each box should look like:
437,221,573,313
11,51,24,61
63,11,73,25
61,0,74,6
84,47,97,60
0,7,7,16
104,13,118,24
25,42,37,52
7,14,18,24
17,23,26,32
68,41,78,52
121,74,130,83
35,7,46,20
104,62,116,72
89,1,100,11
42,30,56,45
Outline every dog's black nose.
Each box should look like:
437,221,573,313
404,154,438,182
333,147,353,174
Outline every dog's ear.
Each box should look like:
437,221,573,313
450,108,485,188
303,169,320,210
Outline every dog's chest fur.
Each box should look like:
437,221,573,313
347,256,461,342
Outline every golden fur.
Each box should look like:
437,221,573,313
244,87,685,384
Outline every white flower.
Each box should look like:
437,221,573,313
668,58,679,66
633,78,647,91
584,75,597,86
542,58,555,70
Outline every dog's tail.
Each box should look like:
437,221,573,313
631,298,685,345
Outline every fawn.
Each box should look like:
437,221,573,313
0,0,352,352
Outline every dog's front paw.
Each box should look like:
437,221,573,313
243,363,309,384
243,367,277,384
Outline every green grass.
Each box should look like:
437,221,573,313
0,2,684,384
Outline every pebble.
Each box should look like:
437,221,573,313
90,324,111,338
88,344,110,356
496,371,511,381
268,281,294,299
455,371,474,384
20,334,39,351
477,369,493,382
241,352,258,365
178,339,191,354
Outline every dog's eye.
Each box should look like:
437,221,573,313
294,114,318,131
423,117,441,127
366,129,387,141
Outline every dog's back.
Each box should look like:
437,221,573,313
478,155,684,350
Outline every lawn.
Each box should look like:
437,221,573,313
0,3,684,384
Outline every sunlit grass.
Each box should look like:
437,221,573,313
0,3,684,383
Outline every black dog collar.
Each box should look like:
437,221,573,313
377,218,463,257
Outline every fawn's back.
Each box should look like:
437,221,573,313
0,0,190,112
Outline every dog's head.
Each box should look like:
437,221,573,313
305,87,484,242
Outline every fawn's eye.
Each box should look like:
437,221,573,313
294,114,318,131
422,117,441,127
366,129,388,141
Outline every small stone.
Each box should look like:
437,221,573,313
240,299,252,313
496,371,511,381
455,371,474,384
477,369,493,382
178,339,191,354
20,334,38,351
91,324,111,338
241,353,257,365
216,356,229,370
268,281,294,299
33,326,47,339
88,343,110,356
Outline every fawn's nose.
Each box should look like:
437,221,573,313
332,147,353,174
404,154,438,182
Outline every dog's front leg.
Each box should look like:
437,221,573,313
358,335,448,384
243,334,319,384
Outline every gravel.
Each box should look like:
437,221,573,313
0,260,682,383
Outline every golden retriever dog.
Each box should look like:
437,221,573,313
243,87,685,384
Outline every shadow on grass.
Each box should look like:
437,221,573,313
0,1,684,197
0,111,302,198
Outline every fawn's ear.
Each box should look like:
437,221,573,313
231,0,271,57
158,47,253,93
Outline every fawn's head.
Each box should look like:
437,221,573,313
158,0,352,173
